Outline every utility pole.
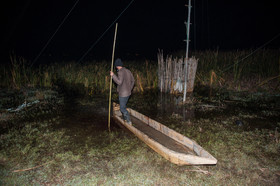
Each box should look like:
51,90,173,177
183,0,192,102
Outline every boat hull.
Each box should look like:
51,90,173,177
113,103,217,165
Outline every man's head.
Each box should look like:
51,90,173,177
114,58,123,70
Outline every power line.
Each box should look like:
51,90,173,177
31,0,80,66
77,0,136,63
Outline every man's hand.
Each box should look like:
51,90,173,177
110,71,114,76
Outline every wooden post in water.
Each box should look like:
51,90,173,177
183,0,192,102
108,23,118,132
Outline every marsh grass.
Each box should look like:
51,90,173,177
191,49,279,76
1,90,280,185
191,49,280,91
4,59,158,95
1,117,279,185
1,49,279,94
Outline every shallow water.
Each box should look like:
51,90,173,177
1,88,279,138
55,90,280,138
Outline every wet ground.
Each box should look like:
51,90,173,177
1,88,280,184
128,89,280,131
1,88,280,145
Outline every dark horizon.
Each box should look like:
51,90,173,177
1,0,279,63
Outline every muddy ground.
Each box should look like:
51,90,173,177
0,87,279,185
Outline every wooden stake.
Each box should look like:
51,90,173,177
185,166,211,175
108,23,118,132
12,161,52,173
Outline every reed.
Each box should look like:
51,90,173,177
157,51,198,93
1,49,278,93
9,55,38,88
39,60,158,94
193,49,279,77
189,49,280,91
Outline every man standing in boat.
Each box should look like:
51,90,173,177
110,58,135,124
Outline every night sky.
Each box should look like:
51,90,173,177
1,0,279,63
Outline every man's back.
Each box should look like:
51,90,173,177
112,67,134,97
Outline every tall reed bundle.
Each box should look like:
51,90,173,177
157,50,198,94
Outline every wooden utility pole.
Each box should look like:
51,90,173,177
183,0,192,102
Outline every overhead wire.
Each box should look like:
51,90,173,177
77,0,136,63
31,0,80,66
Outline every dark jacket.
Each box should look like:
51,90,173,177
112,67,135,97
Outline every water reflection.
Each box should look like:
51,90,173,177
57,89,280,133
157,92,195,121
130,90,280,130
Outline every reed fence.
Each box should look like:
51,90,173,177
157,50,198,94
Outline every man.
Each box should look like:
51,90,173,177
110,58,135,124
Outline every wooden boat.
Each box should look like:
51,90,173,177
113,103,217,165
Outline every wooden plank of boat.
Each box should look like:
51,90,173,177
113,102,217,165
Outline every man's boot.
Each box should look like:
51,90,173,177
125,114,132,125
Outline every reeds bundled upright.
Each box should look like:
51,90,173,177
187,57,199,92
157,50,198,94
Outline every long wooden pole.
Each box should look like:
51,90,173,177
108,23,118,132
